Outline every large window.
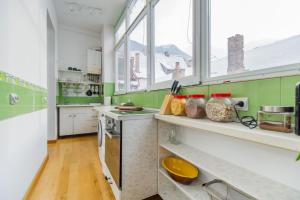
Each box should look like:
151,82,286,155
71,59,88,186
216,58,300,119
210,0,300,78
114,0,300,94
115,43,126,92
128,16,148,91
128,0,146,26
153,0,194,84
115,19,126,44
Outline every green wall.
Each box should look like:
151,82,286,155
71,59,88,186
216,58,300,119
56,82,114,104
112,75,300,117
0,70,47,121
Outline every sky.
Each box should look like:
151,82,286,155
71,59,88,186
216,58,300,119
211,0,300,58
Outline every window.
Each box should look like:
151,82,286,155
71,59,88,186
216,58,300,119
128,0,147,26
153,0,194,84
115,43,126,93
128,16,148,91
209,0,300,78
115,19,126,44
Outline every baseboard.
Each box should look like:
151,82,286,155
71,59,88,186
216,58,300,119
47,139,57,144
23,154,49,200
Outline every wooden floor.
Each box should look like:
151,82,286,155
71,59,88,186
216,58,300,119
27,135,115,200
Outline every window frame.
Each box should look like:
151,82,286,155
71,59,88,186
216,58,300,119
126,7,149,93
114,0,300,95
114,38,127,95
149,0,200,91
202,0,300,84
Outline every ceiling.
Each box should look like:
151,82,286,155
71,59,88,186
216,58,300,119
54,0,126,33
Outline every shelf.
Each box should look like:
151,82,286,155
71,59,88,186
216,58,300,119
159,168,211,200
58,69,84,74
58,80,102,85
160,142,300,200
155,114,300,152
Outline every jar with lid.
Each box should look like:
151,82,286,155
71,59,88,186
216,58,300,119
258,106,294,133
206,93,236,122
171,95,187,116
185,94,206,119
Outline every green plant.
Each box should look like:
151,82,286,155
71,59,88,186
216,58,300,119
297,153,300,161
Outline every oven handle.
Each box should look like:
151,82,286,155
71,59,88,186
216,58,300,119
105,131,120,139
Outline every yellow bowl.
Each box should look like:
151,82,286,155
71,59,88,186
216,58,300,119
162,157,199,185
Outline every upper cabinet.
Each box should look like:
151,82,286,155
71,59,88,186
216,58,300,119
87,49,102,75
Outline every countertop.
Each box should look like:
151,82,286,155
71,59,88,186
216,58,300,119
57,103,102,107
93,105,158,121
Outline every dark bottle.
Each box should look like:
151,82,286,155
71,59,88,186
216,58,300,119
295,82,300,135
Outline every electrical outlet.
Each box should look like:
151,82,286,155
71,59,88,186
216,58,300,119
232,97,248,111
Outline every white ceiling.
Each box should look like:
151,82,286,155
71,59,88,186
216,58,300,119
54,0,126,33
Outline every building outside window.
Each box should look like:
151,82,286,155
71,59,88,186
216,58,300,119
128,16,148,91
153,0,194,84
210,0,300,78
115,43,126,92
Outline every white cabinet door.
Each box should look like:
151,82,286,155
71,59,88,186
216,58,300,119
73,113,97,134
60,114,74,136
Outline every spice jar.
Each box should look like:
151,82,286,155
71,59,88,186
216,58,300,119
171,95,187,116
258,106,294,133
185,94,206,119
206,93,235,122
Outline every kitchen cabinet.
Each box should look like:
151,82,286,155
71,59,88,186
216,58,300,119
87,49,101,74
60,113,74,136
59,106,98,136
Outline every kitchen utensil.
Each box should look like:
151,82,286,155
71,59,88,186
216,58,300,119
162,157,199,185
116,106,143,111
93,85,97,94
159,81,179,115
175,85,181,94
171,80,179,94
86,85,93,96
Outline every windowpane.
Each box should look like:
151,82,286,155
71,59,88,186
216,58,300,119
116,43,126,92
115,19,126,44
210,0,300,78
129,0,146,26
154,0,193,83
128,16,147,91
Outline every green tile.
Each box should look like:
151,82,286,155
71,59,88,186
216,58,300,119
0,70,47,121
103,82,115,97
280,75,300,106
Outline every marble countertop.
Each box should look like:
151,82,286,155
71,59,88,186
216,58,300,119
57,103,102,107
93,105,158,121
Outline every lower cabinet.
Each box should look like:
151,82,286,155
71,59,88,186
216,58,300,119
59,107,98,136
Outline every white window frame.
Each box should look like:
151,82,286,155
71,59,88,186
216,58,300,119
202,0,300,85
115,12,126,45
149,0,200,91
114,38,127,94
126,8,149,93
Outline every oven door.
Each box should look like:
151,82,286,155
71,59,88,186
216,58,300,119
105,130,121,188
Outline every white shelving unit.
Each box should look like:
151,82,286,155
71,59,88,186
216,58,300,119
160,142,300,200
159,168,220,200
155,114,300,152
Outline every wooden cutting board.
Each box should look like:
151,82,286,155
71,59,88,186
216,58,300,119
115,106,144,111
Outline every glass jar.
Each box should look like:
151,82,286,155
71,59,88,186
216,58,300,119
171,95,187,116
258,106,294,133
206,93,235,122
185,94,206,119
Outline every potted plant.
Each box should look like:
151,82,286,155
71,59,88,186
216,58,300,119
297,153,300,161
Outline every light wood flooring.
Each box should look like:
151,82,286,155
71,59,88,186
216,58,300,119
27,135,115,200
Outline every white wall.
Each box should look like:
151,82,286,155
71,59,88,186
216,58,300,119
0,0,57,199
101,24,115,83
57,25,101,71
